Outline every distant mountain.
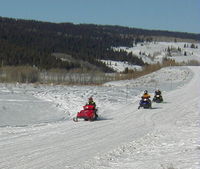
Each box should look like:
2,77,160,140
0,16,199,72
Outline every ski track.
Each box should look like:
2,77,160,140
0,66,199,169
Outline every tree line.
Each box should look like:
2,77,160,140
0,17,199,72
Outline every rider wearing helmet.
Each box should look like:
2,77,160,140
155,89,161,96
153,89,163,102
87,97,98,118
138,90,152,109
142,90,151,99
87,97,96,108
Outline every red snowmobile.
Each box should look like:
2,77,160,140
73,105,98,122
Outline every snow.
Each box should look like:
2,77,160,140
104,66,192,89
101,59,142,72
0,84,65,127
0,65,199,169
104,42,200,70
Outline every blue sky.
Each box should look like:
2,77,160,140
0,0,199,33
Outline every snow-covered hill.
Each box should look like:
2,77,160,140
101,60,142,72
0,66,199,169
101,42,200,72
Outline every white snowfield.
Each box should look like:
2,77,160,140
0,66,199,169
100,59,142,72
103,42,200,72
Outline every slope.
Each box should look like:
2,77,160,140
0,66,199,169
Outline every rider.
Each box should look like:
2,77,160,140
139,90,151,108
142,90,151,99
155,89,162,96
87,97,98,118
154,89,163,101
87,97,96,108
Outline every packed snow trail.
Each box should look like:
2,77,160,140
84,66,200,169
0,66,199,169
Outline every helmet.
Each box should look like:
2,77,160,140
144,90,148,94
88,97,93,101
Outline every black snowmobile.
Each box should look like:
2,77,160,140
153,94,163,103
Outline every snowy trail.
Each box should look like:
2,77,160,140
0,104,153,169
0,66,199,169
87,67,200,169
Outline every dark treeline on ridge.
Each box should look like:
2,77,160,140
0,16,199,72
